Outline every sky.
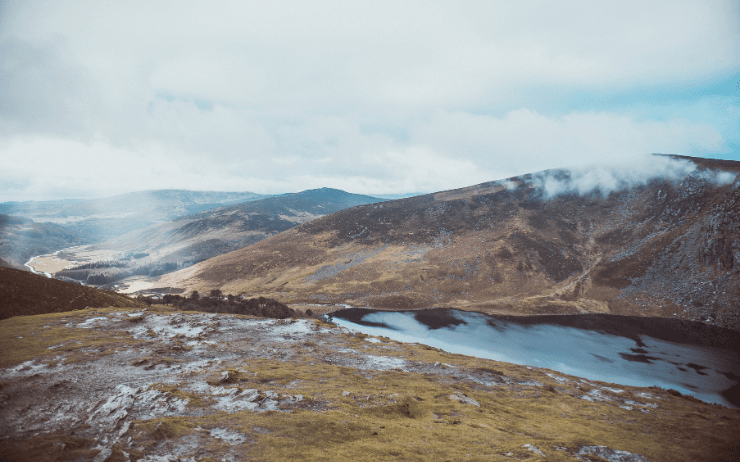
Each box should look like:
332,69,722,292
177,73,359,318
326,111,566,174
1,0,738,202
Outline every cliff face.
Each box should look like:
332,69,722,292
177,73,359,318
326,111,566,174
157,158,740,331
700,178,740,273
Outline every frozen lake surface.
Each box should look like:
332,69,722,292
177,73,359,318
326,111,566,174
330,309,740,407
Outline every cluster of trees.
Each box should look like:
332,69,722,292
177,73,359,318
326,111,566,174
130,262,179,277
58,261,183,285
138,290,311,319
73,261,128,270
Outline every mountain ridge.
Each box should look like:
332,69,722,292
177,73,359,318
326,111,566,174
157,157,740,331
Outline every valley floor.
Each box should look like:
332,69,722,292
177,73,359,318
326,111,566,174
1,306,738,461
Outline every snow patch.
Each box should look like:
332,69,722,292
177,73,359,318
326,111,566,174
546,373,573,384
360,355,407,371
449,392,480,407
523,444,546,457
2,360,50,377
577,445,650,462
209,427,249,445
139,455,196,462
77,317,110,328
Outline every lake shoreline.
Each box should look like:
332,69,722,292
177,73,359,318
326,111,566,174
329,308,740,351
329,308,740,408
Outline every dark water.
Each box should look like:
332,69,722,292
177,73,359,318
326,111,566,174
329,308,740,408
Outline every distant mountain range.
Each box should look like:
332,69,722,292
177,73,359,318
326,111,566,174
43,188,384,285
157,156,740,331
0,189,267,268
0,189,266,242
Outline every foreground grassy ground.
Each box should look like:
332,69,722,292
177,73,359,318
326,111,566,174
0,305,738,461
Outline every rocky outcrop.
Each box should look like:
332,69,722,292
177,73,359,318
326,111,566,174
699,180,740,273
699,236,740,273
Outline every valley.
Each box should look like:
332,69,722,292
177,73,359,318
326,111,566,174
0,190,266,269
21,188,383,290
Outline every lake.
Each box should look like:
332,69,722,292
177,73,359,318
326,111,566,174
329,308,740,408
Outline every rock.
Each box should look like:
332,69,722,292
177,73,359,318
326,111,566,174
91,447,113,462
578,445,650,462
209,427,249,445
449,392,479,407
522,444,545,456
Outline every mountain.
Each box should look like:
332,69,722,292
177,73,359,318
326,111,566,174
0,267,143,319
47,188,384,286
0,214,84,267
158,156,740,331
0,189,266,242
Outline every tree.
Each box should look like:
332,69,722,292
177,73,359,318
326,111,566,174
210,289,223,298
190,290,200,300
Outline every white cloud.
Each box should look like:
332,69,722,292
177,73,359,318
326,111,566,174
409,109,727,177
0,1,738,201
0,108,730,201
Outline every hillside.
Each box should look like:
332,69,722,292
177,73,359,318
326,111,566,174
0,267,144,319
0,214,84,268
44,188,383,287
158,156,740,331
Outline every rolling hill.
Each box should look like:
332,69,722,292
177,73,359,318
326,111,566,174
0,267,144,319
157,156,740,331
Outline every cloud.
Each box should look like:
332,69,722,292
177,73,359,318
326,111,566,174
4,0,738,113
523,156,739,199
1,108,731,202
0,1,738,201
409,109,728,177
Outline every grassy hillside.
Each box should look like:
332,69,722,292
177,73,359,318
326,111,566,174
0,267,144,319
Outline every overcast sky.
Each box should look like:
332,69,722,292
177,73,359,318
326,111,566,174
1,0,738,201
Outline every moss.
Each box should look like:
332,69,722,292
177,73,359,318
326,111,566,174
106,444,129,462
